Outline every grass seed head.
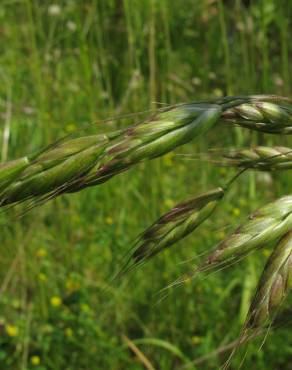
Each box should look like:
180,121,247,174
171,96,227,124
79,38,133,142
0,95,290,209
69,104,222,189
0,103,222,207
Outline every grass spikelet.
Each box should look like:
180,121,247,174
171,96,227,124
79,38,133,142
133,187,224,262
222,146,292,171
0,157,30,192
221,97,292,134
0,95,290,211
1,144,106,206
246,230,292,328
81,104,222,188
195,195,292,275
222,231,292,370
115,188,224,279
0,103,222,207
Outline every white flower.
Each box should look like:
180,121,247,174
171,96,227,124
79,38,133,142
66,20,77,32
48,4,61,16
192,77,202,86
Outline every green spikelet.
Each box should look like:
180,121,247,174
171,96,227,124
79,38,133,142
74,104,222,188
198,196,292,272
1,145,105,205
247,231,292,328
222,146,292,171
132,187,224,263
221,97,292,134
0,157,30,192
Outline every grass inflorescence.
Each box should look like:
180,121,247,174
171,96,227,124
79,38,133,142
1,95,291,353
1,1,292,369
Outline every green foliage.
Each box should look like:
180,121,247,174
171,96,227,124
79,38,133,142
0,1,291,369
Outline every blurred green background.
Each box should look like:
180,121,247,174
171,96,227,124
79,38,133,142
0,0,291,369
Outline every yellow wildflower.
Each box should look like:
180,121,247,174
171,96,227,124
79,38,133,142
164,199,174,208
80,303,90,313
191,336,202,345
50,296,62,307
232,208,241,217
38,273,47,282
6,324,19,337
36,248,47,258
65,327,73,338
105,216,113,225
65,123,77,132
31,356,41,366
66,279,80,292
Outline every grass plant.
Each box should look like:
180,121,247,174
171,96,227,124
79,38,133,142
1,1,291,369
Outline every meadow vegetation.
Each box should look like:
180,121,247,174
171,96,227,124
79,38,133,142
0,1,291,369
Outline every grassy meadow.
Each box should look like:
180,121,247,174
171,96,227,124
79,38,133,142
0,0,292,369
